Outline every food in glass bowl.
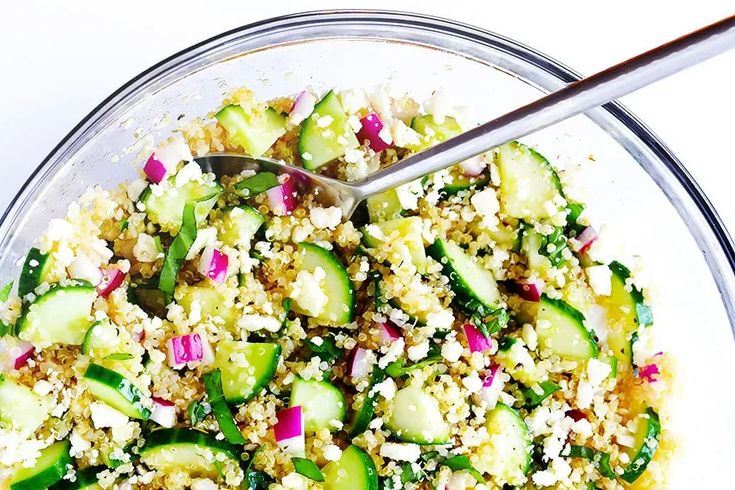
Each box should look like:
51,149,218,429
0,85,671,489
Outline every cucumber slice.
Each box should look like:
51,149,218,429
386,385,449,444
289,377,346,433
298,90,358,170
177,285,238,328
202,369,246,444
81,320,119,357
0,377,50,434
140,178,222,231
536,294,598,360
9,440,71,490
605,261,653,371
213,340,281,403
17,282,96,346
496,141,563,220
218,205,264,248
482,403,532,485
407,115,462,152
621,408,661,483
349,368,385,438
442,167,490,195
18,248,54,297
49,465,104,490
215,105,287,157
139,428,239,476
323,444,378,490
361,217,427,272
427,238,500,309
294,243,355,325
84,363,150,420
366,189,403,223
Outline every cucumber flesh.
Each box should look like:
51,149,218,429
139,428,239,476
496,141,563,220
361,217,427,273
81,320,120,357
386,385,449,444
215,105,287,158
9,440,71,490
323,444,379,490
18,248,53,297
482,403,532,485
293,243,355,325
0,377,50,435
213,340,281,403
17,283,96,346
349,368,385,438
289,377,346,433
366,189,403,223
442,165,490,195
621,408,661,483
298,90,358,170
407,115,462,152
84,363,150,420
427,238,500,309
218,205,264,248
49,465,104,490
177,285,238,328
140,178,222,231
536,294,598,360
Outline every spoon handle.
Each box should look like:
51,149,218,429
353,14,735,200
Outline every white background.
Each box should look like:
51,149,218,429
0,0,733,233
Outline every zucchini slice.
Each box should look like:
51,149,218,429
17,282,96,346
621,408,661,483
18,247,54,297
139,178,222,231
9,440,71,490
213,340,281,403
298,90,358,170
481,403,532,485
385,385,449,444
84,363,150,420
361,217,427,272
49,465,104,490
139,428,240,476
323,444,379,490
0,377,50,435
215,105,287,158
289,376,346,433
495,141,563,220
217,205,264,248
536,294,598,360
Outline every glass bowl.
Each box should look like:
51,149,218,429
2,10,733,486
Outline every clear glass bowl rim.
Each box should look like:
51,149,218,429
2,9,734,334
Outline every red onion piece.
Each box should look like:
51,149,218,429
576,226,598,254
143,153,168,184
166,333,204,368
463,323,494,353
96,267,125,298
514,281,541,302
483,364,501,388
197,247,228,283
0,337,35,372
150,397,176,428
274,405,305,456
357,112,391,152
378,322,402,345
638,363,660,383
267,174,298,216
459,155,486,176
566,409,588,422
347,347,370,378
289,91,317,125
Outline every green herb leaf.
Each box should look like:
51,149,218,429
234,172,279,198
281,298,292,329
103,353,135,361
305,336,341,364
159,202,198,300
385,355,442,378
187,398,211,425
203,369,246,444
522,381,561,408
538,226,569,267
243,470,273,490
0,281,14,302
568,445,616,479
368,270,383,312
441,454,485,484
565,202,586,235
291,457,324,482
497,336,517,352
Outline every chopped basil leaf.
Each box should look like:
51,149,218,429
281,298,292,329
119,218,129,232
305,336,341,364
0,281,14,302
565,202,586,235
441,454,484,484
568,445,616,479
522,381,561,408
244,470,273,490
187,398,211,425
538,226,568,267
385,355,442,378
460,300,508,338
291,457,324,482
497,336,517,352
103,353,135,361
203,369,246,444
235,172,279,198
158,202,198,300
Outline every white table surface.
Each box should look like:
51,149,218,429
1,0,733,227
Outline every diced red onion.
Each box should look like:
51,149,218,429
143,153,168,184
166,333,204,368
357,112,391,152
483,364,501,388
0,337,35,372
274,406,305,457
459,155,486,176
513,281,541,302
197,247,228,283
566,409,587,422
638,363,660,383
576,226,598,254
96,267,125,298
347,347,370,378
479,364,502,407
150,397,176,428
378,322,402,345
267,174,298,216
463,323,494,353
289,91,317,125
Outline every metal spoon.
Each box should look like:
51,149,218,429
195,15,735,220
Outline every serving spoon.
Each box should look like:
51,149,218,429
195,15,735,220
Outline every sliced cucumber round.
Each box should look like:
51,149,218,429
365,189,403,223
0,376,50,435
482,403,532,485
495,141,563,220
294,243,355,325
139,178,222,231
349,368,385,438
427,238,500,309
10,440,71,490
214,340,281,403
218,205,264,248
215,105,287,158
84,363,150,420
18,247,54,297
49,465,104,490
298,90,358,170
323,444,378,490
177,285,238,328
289,376,346,433
621,408,661,483
406,114,462,152
139,428,240,476
81,320,119,356
536,294,598,360
386,385,449,444
17,282,96,346
361,216,427,273
442,168,490,195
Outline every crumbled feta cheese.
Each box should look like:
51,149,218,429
133,233,159,263
462,372,483,394
441,337,463,363
522,324,538,351
339,89,370,115
185,227,218,260
587,358,612,386
69,430,91,457
390,119,421,148
379,442,421,462
125,179,148,202
395,179,424,211
309,207,342,230
576,381,595,409
90,402,128,429
378,338,405,369
237,314,282,333
471,187,501,230
407,340,430,361
289,267,328,317
585,265,612,296
67,256,103,285
425,308,454,332
155,134,193,171
33,380,54,396
174,161,203,187
373,378,396,400
281,472,306,489
191,479,219,490
423,88,454,125
571,418,593,438
323,444,342,462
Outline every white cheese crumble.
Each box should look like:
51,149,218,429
185,227,218,261
155,134,193,171
289,267,328,317
322,444,342,462
191,479,219,490
373,378,397,400
133,233,159,263
90,402,128,429
585,264,612,296
587,358,612,386
309,207,343,230
378,338,405,369
407,340,430,361
125,179,148,202
67,256,102,285
441,336,463,363
395,179,424,211
379,442,421,462
237,314,282,333
470,187,501,230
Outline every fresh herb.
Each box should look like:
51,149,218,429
461,300,509,337
381,462,425,489
103,353,135,361
368,270,384,311
565,202,586,235
234,172,279,198
187,398,211,425
281,298,292,329
203,369,246,444
154,235,164,253
291,457,324,482
441,454,485,484
243,470,273,490
567,445,616,479
538,226,568,267
497,336,517,352
386,355,442,378
305,336,341,364
512,221,526,254
119,218,129,232
158,202,198,300
522,381,561,408
0,281,12,336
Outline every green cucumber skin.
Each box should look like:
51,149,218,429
289,376,346,433
140,428,239,460
349,368,385,438
10,440,72,490
298,243,355,325
202,369,246,444
324,444,379,490
620,408,661,483
537,294,599,360
49,465,105,490
298,90,357,170
215,342,281,404
18,248,52,297
83,363,151,420
608,261,653,327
